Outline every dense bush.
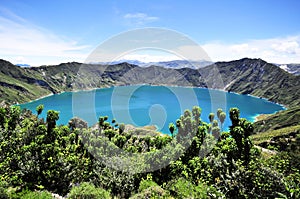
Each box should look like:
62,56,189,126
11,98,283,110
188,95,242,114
0,104,298,198
14,190,53,199
0,181,9,199
138,179,158,192
131,176,170,199
68,182,111,199
165,178,224,199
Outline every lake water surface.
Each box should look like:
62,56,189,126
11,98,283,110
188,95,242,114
19,85,285,134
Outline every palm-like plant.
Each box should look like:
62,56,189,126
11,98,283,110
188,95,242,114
169,123,175,138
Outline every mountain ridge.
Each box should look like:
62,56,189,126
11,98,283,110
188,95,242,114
97,59,213,69
0,58,299,107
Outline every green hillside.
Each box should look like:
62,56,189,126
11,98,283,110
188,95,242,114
0,60,51,104
252,106,300,153
1,58,300,198
204,58,300,107
254,106,300,133
1,58,300,107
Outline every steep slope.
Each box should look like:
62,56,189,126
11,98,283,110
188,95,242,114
0,59,52,103
253,106,300,133
203,58,300,107
252,106,300,152
1,58,300,107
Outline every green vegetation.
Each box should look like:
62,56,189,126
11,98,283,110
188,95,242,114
252,106,300,155
209,58,300,107
254,106,300,133
1,58,300,107
68,182,111,199
13,190,53,199
251,125,300,145
0,57,299,198
0,105,299,198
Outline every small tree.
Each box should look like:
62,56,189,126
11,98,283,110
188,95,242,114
36,104,44,116
219,112,226,131
68,117,88,130
103,121,110,130
0,107,6,128
119,123,125,134
212,126,220,139
184,109,192,118
208,113,215,123
212,120,218,127
229,108,240,126
192,106,202,125
99,117,105,128
169,123,175,138
229,108,253,165
46,110,59,133
8,106,21,131
217,108,223,120
98,116,105,134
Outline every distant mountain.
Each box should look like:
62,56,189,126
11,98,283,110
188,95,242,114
148,60,213,69
99,60,213,69
278,64,300,76
97,60,145,66
1,58,300,107
16,63,31,67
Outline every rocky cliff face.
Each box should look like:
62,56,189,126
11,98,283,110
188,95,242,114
1,58,300,106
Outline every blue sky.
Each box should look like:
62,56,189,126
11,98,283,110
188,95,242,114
0,0,299,65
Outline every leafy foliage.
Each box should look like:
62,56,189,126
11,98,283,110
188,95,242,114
68,182,111,199
14,190,53,199
0,104,298,198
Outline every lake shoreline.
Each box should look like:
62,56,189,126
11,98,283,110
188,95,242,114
18,84,285,134
19,83,287,109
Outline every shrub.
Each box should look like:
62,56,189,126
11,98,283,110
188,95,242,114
9,189,53,199
166,178,200,198
0,181,10,199
138,179,158,192
68,182,111,199
130,185,170,199
166,178,224,199
19,190,53,199
0,188,9,199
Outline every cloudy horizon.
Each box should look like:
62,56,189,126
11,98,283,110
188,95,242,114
0,0,299,66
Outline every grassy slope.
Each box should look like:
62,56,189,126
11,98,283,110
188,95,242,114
253,106,300,133
251,106,300,151
0,60,51,103
1,58,300,107
251,125,300,145
0,73,50,103
209,58,300,107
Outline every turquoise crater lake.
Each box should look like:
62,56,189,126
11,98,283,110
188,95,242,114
19,85,285,134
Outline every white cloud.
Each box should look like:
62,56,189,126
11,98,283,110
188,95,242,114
0,8,91,66
202,35,300,64
271,40,299,54
176,45,211,61
123,12,159,26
